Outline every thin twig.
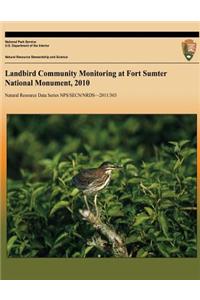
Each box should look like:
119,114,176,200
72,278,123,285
180,207,197,211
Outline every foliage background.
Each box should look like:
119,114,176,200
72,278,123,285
7,115,197,258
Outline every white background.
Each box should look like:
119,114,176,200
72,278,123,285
0,280,200,299
0,0,200,20
0,0,199,298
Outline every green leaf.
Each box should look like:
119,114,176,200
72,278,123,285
17,222,28,232
168,247,180,254
58,161,69,171
30,185,46,210
53,169,58,181
160,200,175,209
119,194,131,201
54,232,68,245
168,141,180,152
136,248,148,257
128,178,141,184
149,183,160,189
156,237,173,242
50,187,62,199
158,211,169,237
84,245,94,257
162,191,176,198
7,236,18,255
125,235,141,244
133,213,149,226
49,200,69,216
53,153,61,166
168,141,178,146
174,158,184,171
58,177,66,188
144,207,154,216
72,252,81,258
70,188,79,197
107,206,124,217
181,148,196,158
179,140,190,147
157,243,170,257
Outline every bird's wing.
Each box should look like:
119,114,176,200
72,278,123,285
72,169,99,188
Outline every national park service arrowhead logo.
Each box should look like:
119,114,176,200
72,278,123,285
182,39,197,61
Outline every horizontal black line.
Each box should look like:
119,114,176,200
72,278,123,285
5,31,200,38
4,62,199,65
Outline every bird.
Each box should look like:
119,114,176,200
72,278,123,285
72,162,122,218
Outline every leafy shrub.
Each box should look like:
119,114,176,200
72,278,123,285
7,115,197,257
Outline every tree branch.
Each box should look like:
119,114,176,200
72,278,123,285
79,209,128,257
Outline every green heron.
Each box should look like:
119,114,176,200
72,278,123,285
72,162,122,217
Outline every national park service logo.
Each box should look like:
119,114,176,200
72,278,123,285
182,39,197,61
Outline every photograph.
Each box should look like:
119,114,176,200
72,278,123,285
7,114,197,258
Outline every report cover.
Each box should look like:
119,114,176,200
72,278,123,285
0,22,199,279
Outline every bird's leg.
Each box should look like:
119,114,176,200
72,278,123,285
94,194,99,219
83,194,90,211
